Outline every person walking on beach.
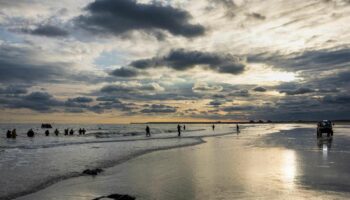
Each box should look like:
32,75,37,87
69,129,74,135
183,125,186,131
145,126,151,137
82,128,86,135
236,124,240,133
6,130,11,138
212,124,215,131
27,129,35,137
177,124,181,137
45,130,50,136
64,129,69,136
11,129,17,139
78,128,82,135
54,129,59,136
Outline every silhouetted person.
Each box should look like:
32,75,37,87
212,124,215,131
183,125,186,131
6,130,11,138
82,128,86,135
69,129,74,135
45,130,50,136
54,129,59,136
27,129,35,137
146,126,151,137
177,124,181,137
64,129,69,136
236,124,240,133
11,129,17,139
79,128,82,135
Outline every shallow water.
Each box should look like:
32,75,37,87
14,123,350,200
0,123,236,199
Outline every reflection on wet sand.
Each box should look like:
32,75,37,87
318,137,333,161
282,150,297,189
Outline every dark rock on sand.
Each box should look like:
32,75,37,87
93,193,136,200
82,168,103,176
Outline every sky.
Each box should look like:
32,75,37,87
0,0,350,124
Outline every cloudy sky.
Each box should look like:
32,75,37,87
0,0,350,123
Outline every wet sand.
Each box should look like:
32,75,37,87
15,125,350,200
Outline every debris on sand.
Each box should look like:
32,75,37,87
92,193,136,200
82,168,103,176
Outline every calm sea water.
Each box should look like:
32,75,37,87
0,123,237,199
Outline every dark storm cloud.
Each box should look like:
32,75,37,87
96,96,121,102
323,94,350,105
130,49,246,75
252,86,267,92
141,104,177,113
280,87,315,95
320,70,350,86
75,0,205,38
228,89,250,97
0,90,139,113
249,47,350,71
192,82,223,92
100,83,162,94
95,100,137,112
212,94,226,98
7,92,63,112
208,100,223,107
0,44,68,84
0,85,28,95
22,25,69,37
67,97,93,103
110,67,139,77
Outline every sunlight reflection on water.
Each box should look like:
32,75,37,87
282,150,297,189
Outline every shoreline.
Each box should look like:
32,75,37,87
15,125,350,200
1,130,229,150
5,131,237,200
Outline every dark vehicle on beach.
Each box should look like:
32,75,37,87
317,120,333,137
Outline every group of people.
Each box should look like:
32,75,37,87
62,128,86,136
62,128,87,136
5,128,87,138
145,124,187,137
212,124,240,133
6,129,17,139
145,124,240,137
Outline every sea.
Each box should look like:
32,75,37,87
0,123,237,200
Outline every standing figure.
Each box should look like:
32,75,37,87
212,124,215,131
236,124,240,133
64,129,69,136
27,129,35,137
82,128,86,135
79,128,82,135
54,129,59,136
6,130,12,138
145,126,151,137
183,125,186,131
45,130,50,136
69,129,74,135
11,129,17,139
177,124,181,137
